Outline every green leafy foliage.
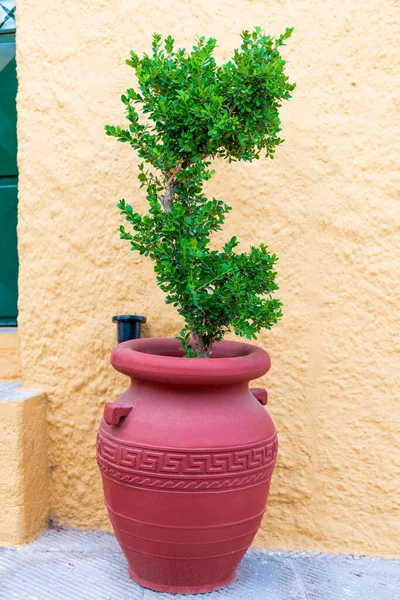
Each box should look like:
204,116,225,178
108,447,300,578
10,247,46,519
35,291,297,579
106,27,295,357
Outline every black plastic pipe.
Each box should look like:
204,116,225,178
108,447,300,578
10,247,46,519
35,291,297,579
112,315,147,343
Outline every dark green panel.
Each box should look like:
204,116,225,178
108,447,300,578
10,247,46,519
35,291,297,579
0,177,18,322
0,22,18,325
0,32,17,176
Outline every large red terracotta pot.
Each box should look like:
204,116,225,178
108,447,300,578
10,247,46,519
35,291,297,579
97,337,278,594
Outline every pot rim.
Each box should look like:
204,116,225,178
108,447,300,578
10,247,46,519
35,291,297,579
111,337,270,386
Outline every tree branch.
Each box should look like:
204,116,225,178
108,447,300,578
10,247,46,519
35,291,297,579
222,104,237,116
159,164,182,212
191,330,212,358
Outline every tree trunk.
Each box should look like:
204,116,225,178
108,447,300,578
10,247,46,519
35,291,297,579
191,331,212,358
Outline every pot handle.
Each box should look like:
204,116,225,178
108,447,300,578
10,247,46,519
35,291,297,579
250,387,268,406
103,402,133,426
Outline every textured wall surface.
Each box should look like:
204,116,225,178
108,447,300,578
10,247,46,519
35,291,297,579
16,0,399,557
0,389,49,545
0,332,21,380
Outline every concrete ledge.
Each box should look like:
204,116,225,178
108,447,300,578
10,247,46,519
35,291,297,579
0,384,49,545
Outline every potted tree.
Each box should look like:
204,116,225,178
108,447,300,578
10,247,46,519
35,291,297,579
97,27,295,593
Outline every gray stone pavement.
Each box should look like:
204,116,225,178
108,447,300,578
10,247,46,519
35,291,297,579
0,381,21,397
0,528,399,600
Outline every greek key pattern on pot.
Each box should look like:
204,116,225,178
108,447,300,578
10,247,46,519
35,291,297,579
97,457,275,490
97,431,277,477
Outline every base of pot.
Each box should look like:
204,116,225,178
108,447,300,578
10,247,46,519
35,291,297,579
128,567,237,594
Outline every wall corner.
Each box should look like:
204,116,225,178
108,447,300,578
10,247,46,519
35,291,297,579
0,385,49,546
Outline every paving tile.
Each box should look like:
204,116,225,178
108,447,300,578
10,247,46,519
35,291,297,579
1,529,399,600
293,552,400,600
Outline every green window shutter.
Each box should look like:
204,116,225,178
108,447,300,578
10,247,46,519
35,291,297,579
0,31,17,176
0,177,18,323
0,11,18,325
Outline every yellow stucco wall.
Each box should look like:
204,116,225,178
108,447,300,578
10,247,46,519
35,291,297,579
0,389,49,545
0,332,21,380
15,0,399,557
